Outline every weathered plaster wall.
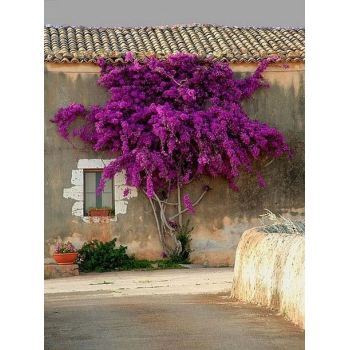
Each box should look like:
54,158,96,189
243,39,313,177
231,227,305,329
44,62,305,264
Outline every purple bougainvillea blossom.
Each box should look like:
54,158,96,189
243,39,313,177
123,188,131,197
257,171,267,187
51,53,291,199
183,194,195,215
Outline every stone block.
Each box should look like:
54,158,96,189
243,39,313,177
44,264,79,279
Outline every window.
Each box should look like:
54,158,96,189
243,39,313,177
63,159,137,220
84,170,114,215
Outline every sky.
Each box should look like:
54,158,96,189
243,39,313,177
44,0,305,28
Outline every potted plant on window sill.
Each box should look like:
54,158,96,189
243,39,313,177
52,241,78,265
88,206,112,217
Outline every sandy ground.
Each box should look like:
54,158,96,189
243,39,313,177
44,266,234,296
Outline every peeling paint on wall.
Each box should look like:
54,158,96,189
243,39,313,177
63,159,137,222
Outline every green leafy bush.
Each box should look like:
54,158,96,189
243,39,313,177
77,238,133,272
169,220,194,264
76,238,186,272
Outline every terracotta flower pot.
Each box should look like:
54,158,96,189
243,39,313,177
88,209,111,217
53,252,78,265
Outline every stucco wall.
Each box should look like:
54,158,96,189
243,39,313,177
44,62,305,264
231,227,305,329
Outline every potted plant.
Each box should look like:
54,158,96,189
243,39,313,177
52,241,78,265
88,206,112,217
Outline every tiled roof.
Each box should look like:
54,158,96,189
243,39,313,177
44,24,305,64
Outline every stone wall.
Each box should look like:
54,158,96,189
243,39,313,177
44,62,304,265
231,227,305,329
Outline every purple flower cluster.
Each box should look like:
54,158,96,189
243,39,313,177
183,194,195,214
51,53,291,198
54,241,77,254
168,220,179,230
123,188,130,197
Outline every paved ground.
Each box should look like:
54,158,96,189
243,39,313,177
44,267,305,349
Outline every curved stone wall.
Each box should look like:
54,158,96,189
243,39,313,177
231,228,305,329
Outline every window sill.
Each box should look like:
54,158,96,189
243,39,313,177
82,216,117,223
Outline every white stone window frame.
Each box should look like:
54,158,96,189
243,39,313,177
63,159,137,222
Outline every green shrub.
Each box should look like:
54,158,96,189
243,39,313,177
169,220,194,264
76,238,186,272
157,259,187,269
77,238,135,272
119,258,152,270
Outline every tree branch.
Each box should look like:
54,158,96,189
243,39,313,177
177,180,183,226
169,190,208,220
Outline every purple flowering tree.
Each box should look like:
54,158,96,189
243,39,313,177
51,53,291,257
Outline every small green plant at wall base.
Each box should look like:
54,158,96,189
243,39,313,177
168,220,194,264
76,238,187,272
76,238,186,272
76,238,131,272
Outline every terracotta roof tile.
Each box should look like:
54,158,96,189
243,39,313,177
44,24,305,64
